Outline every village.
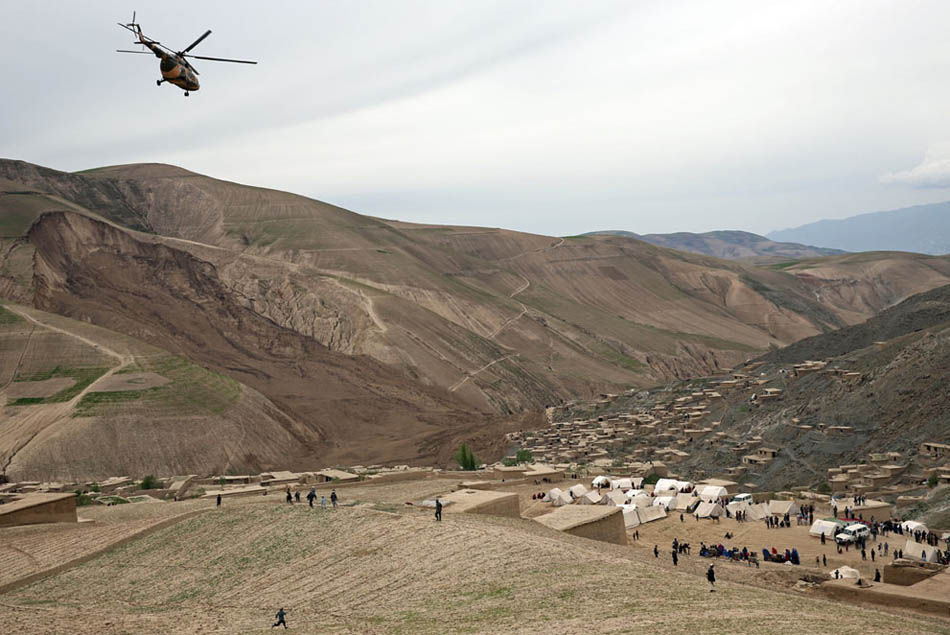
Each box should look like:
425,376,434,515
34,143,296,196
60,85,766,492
2,354,949,625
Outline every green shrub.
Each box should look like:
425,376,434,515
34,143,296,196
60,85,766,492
74,490,94,506
515,449,533,464
928,474,939,489
453,443,479,471
90,482,100,493
642,473,660,486
817,482,831,494
140,474,160,490
501,457,518,467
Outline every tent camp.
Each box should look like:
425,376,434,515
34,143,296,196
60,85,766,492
542,488,563,503
809,519,843,538
552,491,573,507
725,500,749,517
904,539,940,563
768,500,800,516
653,496,677,511
578,491,603,505
901,520,928,534
568,484,588,500
695,501,722,518
625,489,645,498
698,485,728,502
831,566,860,579
603,490,627,506
637,505,667,524
591,476,610,489
675,493,698,512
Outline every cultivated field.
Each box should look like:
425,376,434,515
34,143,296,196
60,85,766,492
0,483,946,634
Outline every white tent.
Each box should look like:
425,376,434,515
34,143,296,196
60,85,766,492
695,501,722,518
768,500,800,516
901,520,928,534
610,477,633,490
654,478,692,493
591,475,610,488
629,494,653,509
568,484,588,499
603,490,627,506
809,519,842,538
542,487,563,502
577,491,603,505
904,539,940,563
831,566,860,579
725,500,749,516
653,496,677,510
552,491,573,507
620,505,641,528
675,493,698,512
637,505,667,523
698,485,728,502
625,488,645,499
746,503,769,521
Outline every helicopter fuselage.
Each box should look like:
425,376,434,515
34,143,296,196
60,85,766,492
142,39,199,92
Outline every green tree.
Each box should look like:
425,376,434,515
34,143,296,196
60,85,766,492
453,443,479,471
817,482,831,494
515,449,533,464
928,473,938,489
140,474,160,490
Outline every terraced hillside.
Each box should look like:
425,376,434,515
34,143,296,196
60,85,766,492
0,492,942,634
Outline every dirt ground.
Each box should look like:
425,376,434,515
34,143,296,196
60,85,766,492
1,480,947,634
4,377,76,399
89,372,170,392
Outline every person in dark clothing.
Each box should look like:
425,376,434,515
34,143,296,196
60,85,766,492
294,491,301,503
285,488,293,504
654,545,659,558
435,497,443,522
822,554,827,567
216,494,222,507
306,488,316,508
672,550,678,566
707,564,716,591
874,568,881,582
330,489,338,508
272,607,288,629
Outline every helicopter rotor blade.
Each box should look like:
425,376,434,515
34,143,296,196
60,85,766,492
116,49,153,54
183,54,257,64
182,29,212,54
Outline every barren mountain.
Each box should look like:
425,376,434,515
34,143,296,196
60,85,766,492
3,158,950,478
586,229,844,263
768,200,950,255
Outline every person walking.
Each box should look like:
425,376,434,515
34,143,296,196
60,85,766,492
435,497,443,522
672,550,678,566
654,545,659,558
707,564,716,591
330,489,338,508
306,488,316,508
320,495,327,510
294,490,301,503
272,607,288,629
285,488,293,504
216,493,222,508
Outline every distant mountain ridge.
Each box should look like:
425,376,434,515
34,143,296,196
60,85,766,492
767,201,950,255
584,229,843,262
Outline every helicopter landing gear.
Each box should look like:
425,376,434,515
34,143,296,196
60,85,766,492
157,79,164,86
184,91,189,97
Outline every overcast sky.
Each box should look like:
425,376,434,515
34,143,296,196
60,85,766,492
3,1,950,236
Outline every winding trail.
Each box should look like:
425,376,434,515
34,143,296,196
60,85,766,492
487,273,530,340
448,354,518,392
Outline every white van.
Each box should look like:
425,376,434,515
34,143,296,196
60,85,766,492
732,493,754,504
835,523,870,545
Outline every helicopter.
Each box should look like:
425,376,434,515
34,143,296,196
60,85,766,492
116,13,256,96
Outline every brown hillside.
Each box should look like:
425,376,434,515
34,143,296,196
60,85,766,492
4,159,949,416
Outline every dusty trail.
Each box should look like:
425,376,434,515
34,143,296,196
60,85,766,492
488,273,531,340
448,354,518,392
